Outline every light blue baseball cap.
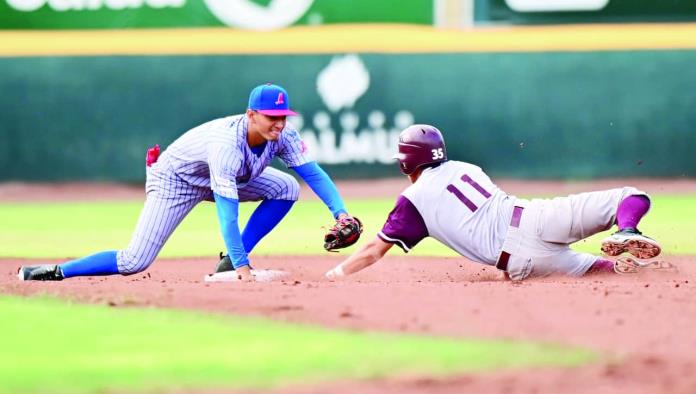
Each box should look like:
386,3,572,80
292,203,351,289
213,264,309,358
248,83,297,116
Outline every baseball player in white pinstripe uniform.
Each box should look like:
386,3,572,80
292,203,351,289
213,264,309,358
19,83,355,282
326,124,664,281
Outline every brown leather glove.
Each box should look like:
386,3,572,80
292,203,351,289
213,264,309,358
324,216,363,252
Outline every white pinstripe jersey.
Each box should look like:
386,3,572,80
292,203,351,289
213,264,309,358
160,114,310,199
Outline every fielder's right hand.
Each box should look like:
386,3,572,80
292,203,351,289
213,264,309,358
236,265,255,282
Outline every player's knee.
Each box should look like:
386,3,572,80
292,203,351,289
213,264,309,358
275,174,300,201
287,176,300,201
116,250,155,275
620,186,649,203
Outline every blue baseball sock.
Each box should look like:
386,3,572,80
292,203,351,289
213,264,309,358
242,199,295,253
59,250,120,278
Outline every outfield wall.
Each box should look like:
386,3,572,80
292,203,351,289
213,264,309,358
1,26,695,181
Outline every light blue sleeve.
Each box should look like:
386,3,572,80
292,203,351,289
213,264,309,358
292,161,347,219
213,193,250,269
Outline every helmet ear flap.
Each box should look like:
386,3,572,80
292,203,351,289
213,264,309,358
399,160,413,175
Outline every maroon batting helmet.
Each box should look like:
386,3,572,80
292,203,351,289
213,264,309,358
394,124,447,175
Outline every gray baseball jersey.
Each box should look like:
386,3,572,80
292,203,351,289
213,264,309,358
378,160,514,264
117,114,310,274
378,160,647,280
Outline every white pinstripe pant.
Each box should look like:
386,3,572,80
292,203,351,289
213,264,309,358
116,166,299,274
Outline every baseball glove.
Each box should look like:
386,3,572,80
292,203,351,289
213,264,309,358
324,216,363,252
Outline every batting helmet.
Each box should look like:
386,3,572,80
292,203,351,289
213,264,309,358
394,124,447,175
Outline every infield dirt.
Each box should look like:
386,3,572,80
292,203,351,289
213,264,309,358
1,179,696,394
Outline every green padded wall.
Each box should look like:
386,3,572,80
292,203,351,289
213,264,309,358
1,51,694,181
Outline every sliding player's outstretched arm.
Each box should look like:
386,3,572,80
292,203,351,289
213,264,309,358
325,236,393,279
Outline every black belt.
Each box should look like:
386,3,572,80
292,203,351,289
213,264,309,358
496,206,524,272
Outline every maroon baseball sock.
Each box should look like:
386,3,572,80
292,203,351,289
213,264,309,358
616,195,650,230
586,258,615,275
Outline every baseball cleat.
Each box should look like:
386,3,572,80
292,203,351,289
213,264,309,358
215,252,235,273
618,256,678,272
614,256,677,274
613,257,640,274
17,265,65,281
601,227,661,259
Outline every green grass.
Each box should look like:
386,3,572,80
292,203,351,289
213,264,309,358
0,296,594,394
0,195,694,258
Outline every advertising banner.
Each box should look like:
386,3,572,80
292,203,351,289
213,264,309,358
478,0,696,24
0,0,433,29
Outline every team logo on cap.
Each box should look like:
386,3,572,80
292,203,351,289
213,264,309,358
275,93,285,106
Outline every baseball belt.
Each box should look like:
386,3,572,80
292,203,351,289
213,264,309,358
495,205,525,272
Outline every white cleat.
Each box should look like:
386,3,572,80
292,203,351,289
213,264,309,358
614,256,677,275
614,257,640,274
601,227,661,259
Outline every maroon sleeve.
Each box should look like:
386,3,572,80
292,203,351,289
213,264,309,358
377,195,429,253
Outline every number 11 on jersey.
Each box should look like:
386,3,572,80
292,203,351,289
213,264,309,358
446,174,491,212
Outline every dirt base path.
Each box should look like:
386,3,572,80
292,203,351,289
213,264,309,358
2,179,695,392
2,255,695,394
